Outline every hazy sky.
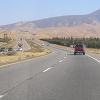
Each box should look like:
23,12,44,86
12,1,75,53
0,0,100,25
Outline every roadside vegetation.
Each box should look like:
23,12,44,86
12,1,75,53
0,39,50,66
0,39,16,48
41,37,100,49
0,37,10,43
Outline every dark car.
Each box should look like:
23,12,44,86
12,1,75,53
74,44,85,55
6,48,16,55
8,47,13,51
0,47,6,52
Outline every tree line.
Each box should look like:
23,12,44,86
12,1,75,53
41,37,100,48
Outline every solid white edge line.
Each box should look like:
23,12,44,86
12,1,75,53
86,54,100,64
43,67,53,73
0,58,34,68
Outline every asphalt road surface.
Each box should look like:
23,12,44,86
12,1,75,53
0,45,100,100
14,39,31,51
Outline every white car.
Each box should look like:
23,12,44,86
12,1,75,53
41,43,45,46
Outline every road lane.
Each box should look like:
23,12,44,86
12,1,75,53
21,39,31,51
1,53,100,100
0,48,67,96
15,39,31,51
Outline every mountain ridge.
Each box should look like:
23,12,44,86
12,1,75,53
1,9,100,29
0,9,100,38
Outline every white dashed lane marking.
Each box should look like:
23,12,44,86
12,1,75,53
43,67,53,73
59,60,63,62
0,94,6,99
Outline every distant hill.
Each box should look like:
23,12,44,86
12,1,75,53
0,9,100,29
0,9,100,38
27,9,100,28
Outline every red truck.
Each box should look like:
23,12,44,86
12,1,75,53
74,44,85,55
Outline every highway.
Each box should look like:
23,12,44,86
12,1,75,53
0,44,100,100
14,39,31,51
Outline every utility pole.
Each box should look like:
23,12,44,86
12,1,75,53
4,33,8,42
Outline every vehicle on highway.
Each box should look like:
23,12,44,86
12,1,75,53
41,43,45,46
0,47,16,55
16,47,23,51
6,48,16,55
8,47,13,51
0,47,6,52
0,47,8,54
74,44,85,55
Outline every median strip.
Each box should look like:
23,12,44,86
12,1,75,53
0,39,51,67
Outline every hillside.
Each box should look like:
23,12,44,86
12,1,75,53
0,9,100,38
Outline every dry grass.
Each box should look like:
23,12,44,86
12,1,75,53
86,48,100,54
32,24,100,39
0,49,50,67
0,37,51,67
0,39,16,48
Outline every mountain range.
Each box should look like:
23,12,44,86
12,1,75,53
0,9,100,38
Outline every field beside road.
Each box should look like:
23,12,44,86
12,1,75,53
86,48,100,54
0,39,50,67
0,49,50,67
